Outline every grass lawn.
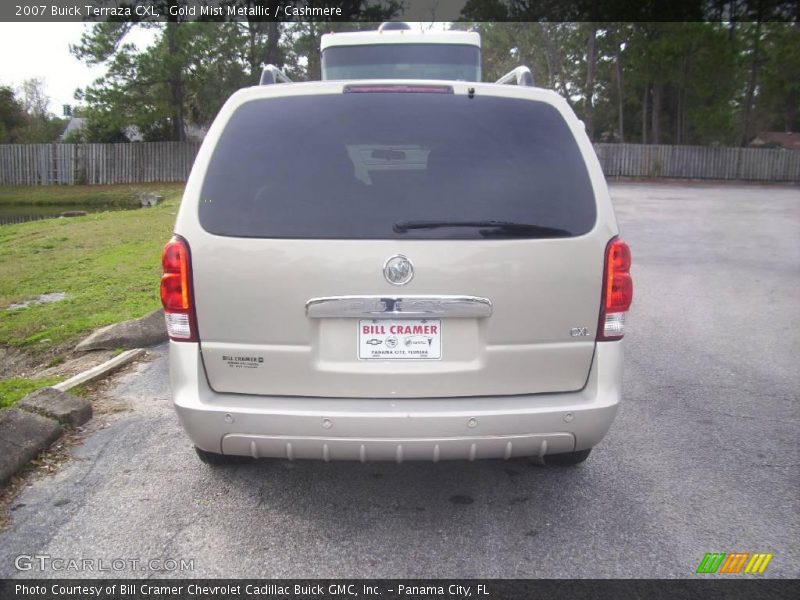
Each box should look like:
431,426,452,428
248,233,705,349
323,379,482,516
0,377,63,408
0,184,182,207
0,183,184,352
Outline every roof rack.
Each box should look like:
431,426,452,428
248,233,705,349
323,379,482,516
495,66,533,87
260,65,292,85
378,22,411,31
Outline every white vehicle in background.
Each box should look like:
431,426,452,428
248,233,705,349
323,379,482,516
260,22,531,87
164,23,632,467
320,22,482,82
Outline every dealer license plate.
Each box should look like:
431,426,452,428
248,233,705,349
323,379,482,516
358,319,442,360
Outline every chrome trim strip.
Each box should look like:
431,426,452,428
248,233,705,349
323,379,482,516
306,295,493,319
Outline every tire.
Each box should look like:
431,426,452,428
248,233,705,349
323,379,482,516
194,446,244,466
542,448,592,467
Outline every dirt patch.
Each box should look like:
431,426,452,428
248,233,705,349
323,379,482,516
0,347,36,379
36,350,118,379
0,345,117,380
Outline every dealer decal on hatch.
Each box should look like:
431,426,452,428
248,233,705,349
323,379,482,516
223,355,264,369
358,319,442,360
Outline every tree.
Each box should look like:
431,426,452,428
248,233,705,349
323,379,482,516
20,78,50,120
220,2,285,80
462,22,579,105
72,1,400,142
0,86,27,143
738,19,764,145
458,0,800,146
73,22,240,141
0,81,66,143
15,78,66,143
72,4,192,141
583,22,598,139
751,22,800,133
67,12,798,147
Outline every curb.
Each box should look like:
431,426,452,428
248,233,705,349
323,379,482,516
0,409,62,484
0,348,146,485
54,348,146,392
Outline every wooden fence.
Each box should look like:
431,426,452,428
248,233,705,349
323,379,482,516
0,142,201,185
0,141,798,185
594,143,800,182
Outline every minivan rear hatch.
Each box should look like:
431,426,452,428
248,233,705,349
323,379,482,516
186,85,608,398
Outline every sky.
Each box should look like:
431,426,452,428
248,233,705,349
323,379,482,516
0,23,157,116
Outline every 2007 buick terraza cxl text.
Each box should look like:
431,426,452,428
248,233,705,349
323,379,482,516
160,70,634,468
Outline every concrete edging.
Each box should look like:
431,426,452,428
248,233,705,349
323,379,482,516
0,348,146,485
53,348,146,392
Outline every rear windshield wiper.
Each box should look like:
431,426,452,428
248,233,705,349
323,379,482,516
392,220,571,238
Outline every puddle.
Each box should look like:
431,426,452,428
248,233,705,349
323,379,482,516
0,205,134,226
7,292,67,310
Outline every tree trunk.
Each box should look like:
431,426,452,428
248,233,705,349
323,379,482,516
584,23,597,140
243,20,260,81
615,43,624,142
740,20,762,146
651,83,661,144
539,24,572,108
642,85,649,144
165,19,185,142
675,72,685,145
264,21,281,66
538,24,554,88
307,22,321,81
785,90,798,132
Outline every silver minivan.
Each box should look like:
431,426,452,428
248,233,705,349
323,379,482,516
161,77,633,466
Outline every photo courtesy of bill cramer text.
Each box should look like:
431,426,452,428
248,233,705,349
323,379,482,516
8,582,491,600
3,579,795,600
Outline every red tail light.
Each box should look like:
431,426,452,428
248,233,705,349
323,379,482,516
160,235,197,341
598,238,633,340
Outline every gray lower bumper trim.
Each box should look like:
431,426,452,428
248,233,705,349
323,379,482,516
222,432,574,462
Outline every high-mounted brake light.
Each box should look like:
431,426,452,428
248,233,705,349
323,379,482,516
343,84,453,94
160,235,198,341
598,238,633,341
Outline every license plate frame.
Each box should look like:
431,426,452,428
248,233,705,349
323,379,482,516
358,319,442,360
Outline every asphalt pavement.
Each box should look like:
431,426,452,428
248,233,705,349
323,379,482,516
1,181,798,578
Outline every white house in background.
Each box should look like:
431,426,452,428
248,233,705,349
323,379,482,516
185,123,208,142
749,131,800,151
59,116,86,141
123,126,145,142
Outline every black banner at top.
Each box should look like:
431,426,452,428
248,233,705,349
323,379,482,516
1,0,799,23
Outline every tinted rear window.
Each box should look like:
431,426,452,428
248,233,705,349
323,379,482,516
322,44,481,82
199,92,597,239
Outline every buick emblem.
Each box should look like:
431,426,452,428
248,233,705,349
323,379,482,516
383,255,414,286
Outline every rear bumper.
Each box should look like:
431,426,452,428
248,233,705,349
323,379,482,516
170,341,622,461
